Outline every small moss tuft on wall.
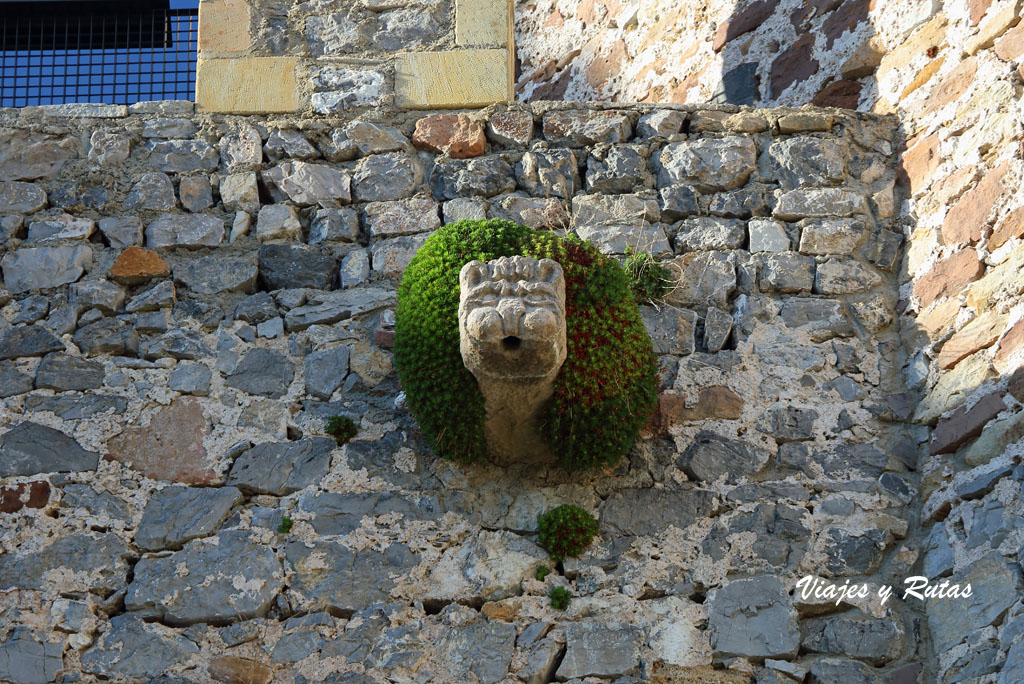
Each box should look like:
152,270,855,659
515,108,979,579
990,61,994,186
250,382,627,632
394,219,657,470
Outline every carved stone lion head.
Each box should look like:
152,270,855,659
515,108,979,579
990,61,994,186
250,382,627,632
458,255,567,381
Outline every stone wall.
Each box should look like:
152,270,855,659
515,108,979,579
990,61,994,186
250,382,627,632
515,0,890,107
518,1,1024,681
889,4,1024,684
196,0,513,114
0,101,932,683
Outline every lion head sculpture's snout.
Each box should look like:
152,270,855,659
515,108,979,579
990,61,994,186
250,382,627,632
459,256,567,381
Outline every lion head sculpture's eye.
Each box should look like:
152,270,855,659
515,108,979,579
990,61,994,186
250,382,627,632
465,307,504,340
522,308,558,337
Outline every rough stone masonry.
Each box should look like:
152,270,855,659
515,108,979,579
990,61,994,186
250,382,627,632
0,95,946,684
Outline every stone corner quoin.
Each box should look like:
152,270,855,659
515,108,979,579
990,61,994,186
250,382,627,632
194,0,514,114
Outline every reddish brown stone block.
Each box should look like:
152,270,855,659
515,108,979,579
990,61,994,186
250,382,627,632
586,39,627,90
529,67,573,101
930,391,1006,454
994,319,1024,371
0,481,50,513
105,396,216,484
941,160,1011,245
913,248,984,308
970,0,994,25
937,312,1007,369
812,79,862,109
374,328,395,349
822,0,869,48
922,57,979,115
771,34,819,99
713,0,778,52
109,246,171,285
989,206,1024,250
413,114,486,159
900,133,941,196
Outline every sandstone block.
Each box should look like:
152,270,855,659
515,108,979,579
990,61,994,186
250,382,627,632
901,133,940,196
396,50,510,109
915,351,995,424
777,112,833,133
198,0,251,53
966,0,1023,55
995,18,1024,60
197,57,300,114
456,0,510,46
660,386,743,425
990,206,1024,250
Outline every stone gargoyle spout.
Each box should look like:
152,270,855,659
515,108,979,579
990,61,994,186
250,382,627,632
458,255,567,465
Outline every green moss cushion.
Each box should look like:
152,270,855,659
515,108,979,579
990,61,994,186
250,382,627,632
394,219,657,470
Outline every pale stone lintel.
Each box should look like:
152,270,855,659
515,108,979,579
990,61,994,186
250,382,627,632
455,0,510,47
196,57,301,114
198,0,252,54
395,49,511,109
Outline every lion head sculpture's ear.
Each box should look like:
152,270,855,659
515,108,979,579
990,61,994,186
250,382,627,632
460,261,488,291
536,259,563,285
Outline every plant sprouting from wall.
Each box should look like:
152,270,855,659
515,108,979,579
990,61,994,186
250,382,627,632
538,504,599,563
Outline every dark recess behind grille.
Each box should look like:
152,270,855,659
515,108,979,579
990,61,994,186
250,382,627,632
0,0,198,106
1,1,172,50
